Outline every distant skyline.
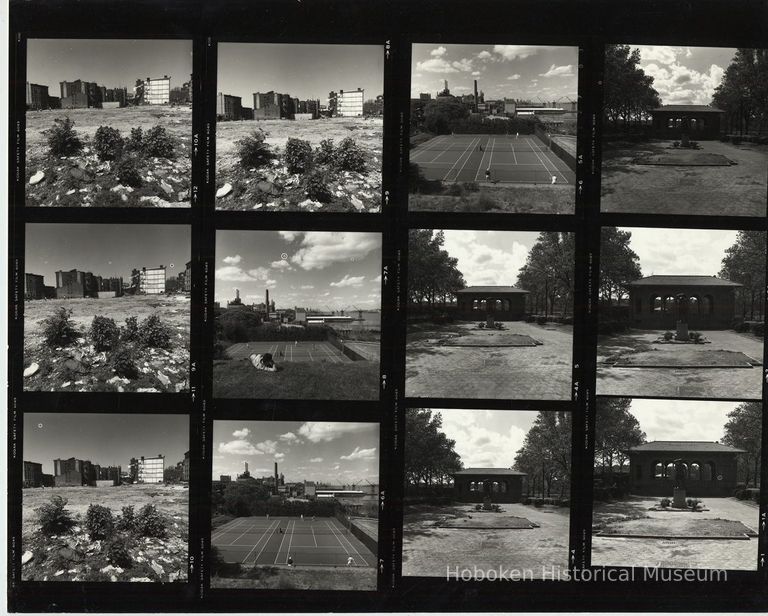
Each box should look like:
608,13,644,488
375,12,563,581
24,413,189,475
411,44,578,101
212,420,379,484
25,223,191,286
215,230,382,309
618,227,739,278
27,39,193,93
217,43,384,104
626,399,743,443
628,45,735,106
428,408,542,468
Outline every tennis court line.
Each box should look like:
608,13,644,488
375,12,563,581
319,343,341,364
450,137,482,182
325,520,352,557
285,520,296,564
241,520,279,564
273,520,291,564
211,517,247,542
442,137,478,181
528,138,568,184
510,138,518,164
327,520,370,566
312,524,318,547
410,135,447,162
474,136,492,181
225,518,264,546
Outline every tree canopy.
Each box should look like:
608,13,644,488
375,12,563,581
603,44,662,130
719,230,766,320
722,402,761,487
408,229,466,308
712,48,768,135
594,398,646,474
514,411,572,497
600,227,643,304
404,409,463,488
516,232,575,317
422,97,471,135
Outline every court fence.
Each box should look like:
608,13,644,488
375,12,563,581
326,327,370,361
334,505,378,557
534,124,578,172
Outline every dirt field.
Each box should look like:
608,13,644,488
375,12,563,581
23,295,190,393
216,117,382,212
22,484,189,582
25,106,192,208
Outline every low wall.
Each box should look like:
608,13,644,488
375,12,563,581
326,328,370,361
535,124,577,172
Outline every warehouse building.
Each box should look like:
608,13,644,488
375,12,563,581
137,455,165,484
24,273,46,300
23,461,43,488
132,266,167,295
337,88,364,117
26,82,49,110
136,76,171,105
216,92,243,121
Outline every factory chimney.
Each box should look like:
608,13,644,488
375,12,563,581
274,462,279,495
266,289,270,312
474,79,478,112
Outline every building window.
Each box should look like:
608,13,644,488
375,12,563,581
651,296,663,313
653,462,663,478
690,462,701,481
665,462,675,478
705,462,716,481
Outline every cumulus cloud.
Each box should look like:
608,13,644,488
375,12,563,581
642,59,724,105
274,453,285,461
340,446,377,461
507,74,521,80
279,231,301,242
372,274,382,283
309,457,323,463
300,284,315,290
298,422,374,443
452,58,473,72
493,45,542,60
279,432,299,443
477,50,492,60
415,58,458,73
471,71,482,76
255,440,278,454
439,410,531,468
441,230,532,287
232,428,250,438
216,265,271,282
218,440,261,455
330,274,366,288
271,260,292,270
539,64,575,78
223,255,242,265
430,46,447,57
290,232,381,271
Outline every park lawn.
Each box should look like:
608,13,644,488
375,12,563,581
211,564,377,590
212,359,380,400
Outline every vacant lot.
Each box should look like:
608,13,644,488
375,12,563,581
402,502,569,578
26,106,192,208
406,321,573,399
211,565,377,590
24,295,190,393
596,329,763,399
22,484,189,582
409,183,574,214
592,496,759,570
601,139,768,216
216,117,382,212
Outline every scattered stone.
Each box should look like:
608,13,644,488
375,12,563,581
29,170,45,185
160,181,174,195
136,387,160,393
23,363,39,378
350,195,365,210
54,570,65,577
216,183,232,198
130,577,152,582
110,575,118,582
157,372,171,387
65,189,76,196
256,180,275,194
62,381,71,388
21,551,33,565
150,561,165,577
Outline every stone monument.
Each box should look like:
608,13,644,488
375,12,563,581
672,458,687,508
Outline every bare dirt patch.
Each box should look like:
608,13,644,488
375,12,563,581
598,517,757,539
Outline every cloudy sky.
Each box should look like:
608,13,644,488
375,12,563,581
617,227,738,278
423,409,547,469
24,413,189,475
411,44,578,101
623,399,743,443
629,45,735,106
25,223,191,286
218,43,384,103
215,231,381,310
27,39,192,92
212,420,379,484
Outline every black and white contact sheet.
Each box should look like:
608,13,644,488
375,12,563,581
7,0,768,612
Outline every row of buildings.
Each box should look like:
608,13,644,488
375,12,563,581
24,262,192,300
26,75,193,110
22,452,190,488
216,87,382,121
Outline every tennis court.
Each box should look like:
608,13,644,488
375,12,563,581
224,341,352,363
212,516,376,567
411,133,575,184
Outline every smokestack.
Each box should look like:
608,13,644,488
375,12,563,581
266,289,270,311
244,461,248,474
444,79,448,92
474,80,478,112
274,462,279,495
236,289,240,301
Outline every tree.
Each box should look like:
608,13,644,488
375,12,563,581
712,49,768,135
516,232,575,318
719,230,766,320
422,97,470,134
600,227,643,304
221,482,272,517
603,45,662,130
594,398,646,475
514,412,572,497
722,402,761,487
407,229,466,309
404,409,463,489
163,465,183,483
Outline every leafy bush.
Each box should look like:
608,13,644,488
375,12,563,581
236,129,274,168
123,316,139,341
134,504,167,538
284,138,313,174
138,314,173,350
85,504,115,539
474,504,482,511
117,505,136,532
93,126,124,161
143,126,175,159
47,117,83,156
90,190,127,208
332,137,366,172
90,315,119,351
660,497,671,508
111,344,140,379
36,495,76,535
106,535,133,567
218,310,263,342
113,154,143,187
689,331,703,343
125,127,145,151
475,192,498,211
447,183,466,197
304,169,334,203
753,323,764,337
315,139,336,165
663,331,674,341
42,306,78,347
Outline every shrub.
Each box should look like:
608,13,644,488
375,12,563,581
42,306,78,347
332,137,367,173
143,126,176,159
111,344,140,379
85,504,115,539
304,169,334,203
475,192,498,211
113,154,143,187
126,127,144,151
462,181,480,192
284,138,313,174
138,314,173,350
474,504,482,511
47,117,83,156
91,190,127,208
117,505,136,531
123,316,139,341
753,323,765,337
447,183,466,197
90,315,119,351
134,504,167,538
663,331,674,341
689,331,703,343
660,497,671,508
36,495,76,535
93,126,124,161
106,535,133,567
236,129,274,169
536,315,548,325
315,139,336,165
